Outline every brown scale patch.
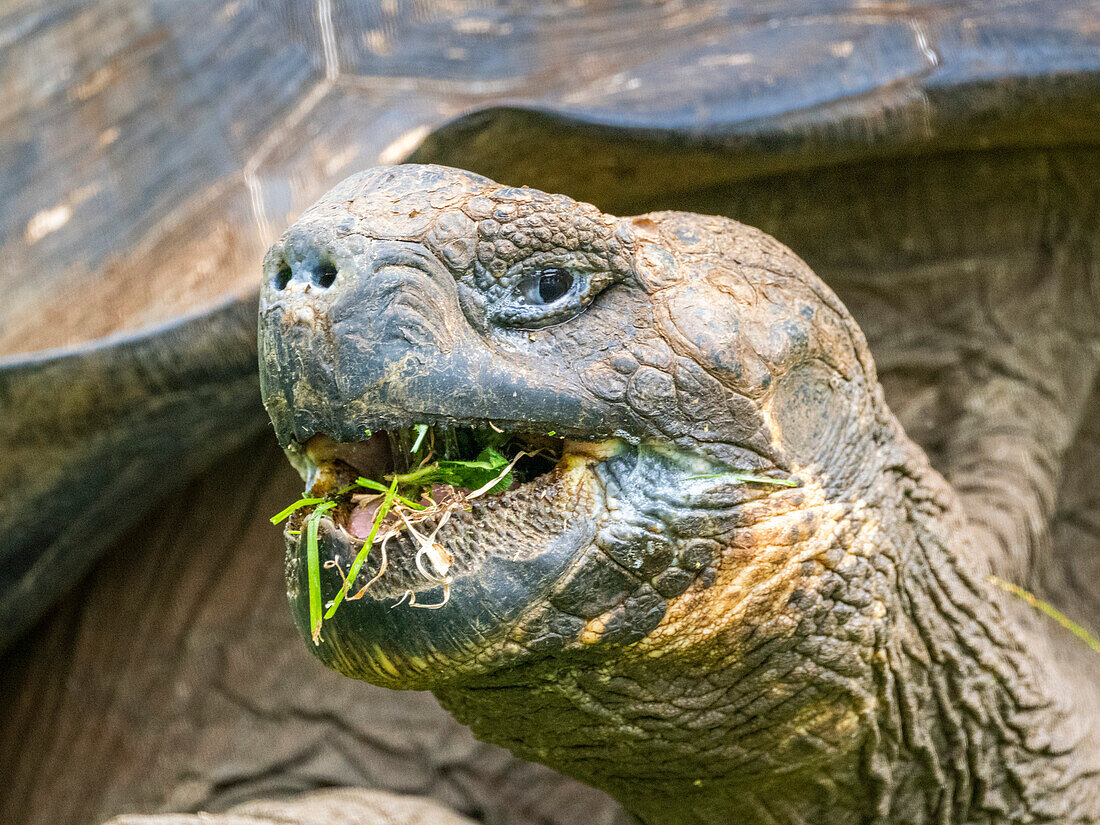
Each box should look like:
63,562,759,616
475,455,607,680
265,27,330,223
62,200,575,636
635,477,840,657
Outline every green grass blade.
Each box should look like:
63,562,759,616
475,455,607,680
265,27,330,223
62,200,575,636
355,477,389,493
305,501,337,645
324,476,399,620
988,575,1100,653
411,423,429,453
689,472,798,487
354,477,425,509
270,497,324,524
393,493,428,510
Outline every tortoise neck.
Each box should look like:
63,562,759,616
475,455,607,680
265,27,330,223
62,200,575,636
858,433,1100,824
622,437,1100,824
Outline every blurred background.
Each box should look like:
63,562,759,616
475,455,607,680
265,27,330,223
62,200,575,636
1,3,1097,824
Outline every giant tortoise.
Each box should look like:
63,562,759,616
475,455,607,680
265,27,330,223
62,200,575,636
1,2,1098,824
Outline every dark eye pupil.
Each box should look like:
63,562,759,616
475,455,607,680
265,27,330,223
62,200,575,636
537,269,572,303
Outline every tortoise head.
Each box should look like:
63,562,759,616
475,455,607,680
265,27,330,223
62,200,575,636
259,163,903,816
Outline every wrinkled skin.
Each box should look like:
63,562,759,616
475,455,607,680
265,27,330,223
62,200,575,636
258,165,1100,824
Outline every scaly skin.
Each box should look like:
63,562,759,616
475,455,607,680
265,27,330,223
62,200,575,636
259,164,1100,824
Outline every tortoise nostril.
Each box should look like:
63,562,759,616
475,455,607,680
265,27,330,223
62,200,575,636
313,260,337,288
273,263,292,290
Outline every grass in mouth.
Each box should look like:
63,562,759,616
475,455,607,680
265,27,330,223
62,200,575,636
272,426,526,645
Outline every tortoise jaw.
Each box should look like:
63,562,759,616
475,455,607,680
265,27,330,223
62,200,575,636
284,439,613,689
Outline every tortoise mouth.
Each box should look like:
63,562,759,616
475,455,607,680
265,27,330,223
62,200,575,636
301,425,566,507
281,421,617,686
287,424,579,601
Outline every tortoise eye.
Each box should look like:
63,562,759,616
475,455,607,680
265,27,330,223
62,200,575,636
495,266,596,328
536,268,573,304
